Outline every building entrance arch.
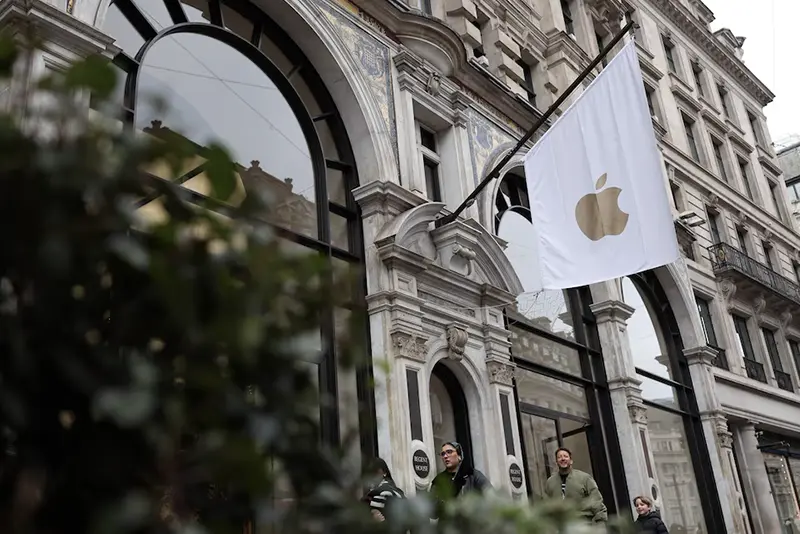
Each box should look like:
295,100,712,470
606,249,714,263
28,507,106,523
429,362,473,470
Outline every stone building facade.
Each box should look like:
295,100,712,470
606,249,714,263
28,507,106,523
3,0,800,531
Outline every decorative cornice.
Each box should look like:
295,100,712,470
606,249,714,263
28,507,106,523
683,345,717,366
700,109,729,135
727,130,754,155
671,84,702,114
638,52,665,83
391,330,429,363
758,155,783,178
589,299,636,322
650,0,774,106
352,180,426,219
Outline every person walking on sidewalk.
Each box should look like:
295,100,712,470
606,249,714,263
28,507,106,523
544,447,608,524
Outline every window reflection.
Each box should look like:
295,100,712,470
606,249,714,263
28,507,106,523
104,3,145,56
135,32,317,238
133,0,173,29
646,406,707,534
510,324,582,376
516,369,589,419
520,413,558,499
764,454,800,531
622,277,673,382
181,0,211,22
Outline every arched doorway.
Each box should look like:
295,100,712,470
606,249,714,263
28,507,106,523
622,271,725,533
429,362,473,471
98,0,374,455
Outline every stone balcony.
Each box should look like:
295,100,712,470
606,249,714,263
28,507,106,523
708,243,800,310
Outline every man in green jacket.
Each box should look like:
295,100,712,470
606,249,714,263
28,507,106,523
544,447,607,524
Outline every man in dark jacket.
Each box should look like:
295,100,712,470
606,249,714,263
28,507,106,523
430,441,491,507
544,447,607,523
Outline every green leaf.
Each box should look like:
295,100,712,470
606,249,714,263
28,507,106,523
0,32,17,77
204,144,237,201
64,55,117,100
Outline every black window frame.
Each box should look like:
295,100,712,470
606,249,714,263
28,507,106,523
561,0,574,36
627,271,726,534
101,0,376,455
710,136,728,182
696,296,718,346
682,115,700,162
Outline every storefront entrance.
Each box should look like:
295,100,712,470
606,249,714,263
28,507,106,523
518,405,594,499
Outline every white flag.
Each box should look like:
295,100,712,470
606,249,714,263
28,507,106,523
523,39,679,291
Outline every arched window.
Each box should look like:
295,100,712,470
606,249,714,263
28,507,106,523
100,0,372,450
622,272,724,533
495,168,627,512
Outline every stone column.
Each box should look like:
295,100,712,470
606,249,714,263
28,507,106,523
715,417,752,534
735,422,781,534
486,359,524,497
684,345,739,533
590,298,650,505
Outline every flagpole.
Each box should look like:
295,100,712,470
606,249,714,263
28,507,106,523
435,19,637,229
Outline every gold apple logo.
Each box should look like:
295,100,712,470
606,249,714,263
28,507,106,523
575,173,629,241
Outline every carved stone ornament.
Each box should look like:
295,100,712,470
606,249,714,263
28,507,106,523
781,311,793,330
452,243,477,261
425,72,442,97
753,295,766,323
708,193,720,207
446,324,468,361
719,278,737,311
486,360,515,386
391,331,428,363
628,403,648,425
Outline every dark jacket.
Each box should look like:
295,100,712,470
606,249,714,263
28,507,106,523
544,469,607,523
431,463,491,499
636,510,669,534
362,476,404,519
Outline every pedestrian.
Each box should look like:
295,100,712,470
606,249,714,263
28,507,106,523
362,457,404,522
544,447,608,524
633,495,668,533
428,441,491,518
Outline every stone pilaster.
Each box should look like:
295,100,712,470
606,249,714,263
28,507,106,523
684,345,739,533
735,422,781,534
590,299,651,502
714,416,751,534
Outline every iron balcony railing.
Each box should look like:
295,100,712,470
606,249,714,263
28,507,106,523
707,345,729,371
775,370,795,392
744,358,767,383
708,243,800,306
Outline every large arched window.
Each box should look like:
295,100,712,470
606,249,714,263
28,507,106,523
495,169,627,513
622,272,725,533
100,0,373,451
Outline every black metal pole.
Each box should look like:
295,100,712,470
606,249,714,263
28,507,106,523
435,20,637,228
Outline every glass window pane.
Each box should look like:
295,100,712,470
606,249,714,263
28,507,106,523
561,418,593,477
135,33,317,238
133,0,173,30
764,454,800,525
103,3,146,57
520,412,558,499
639,375,680,410
510,324,582,376
316,119,340,160
515,290,576,341
327,167,347,205
646,406,707,533
329,212,349,251
516,369,589,419
181,0,210,22
290,75,322,117
623,277,674,380
222,4,253,41
260,33,293,75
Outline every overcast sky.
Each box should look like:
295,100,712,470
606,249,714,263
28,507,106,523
703,0,799,147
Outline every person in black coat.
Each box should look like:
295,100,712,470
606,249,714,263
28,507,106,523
634,496,669,534
429,442,491,518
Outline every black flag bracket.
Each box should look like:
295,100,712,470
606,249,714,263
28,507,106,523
434,20,638,229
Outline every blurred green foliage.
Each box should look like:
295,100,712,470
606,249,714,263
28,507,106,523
0,35,633,534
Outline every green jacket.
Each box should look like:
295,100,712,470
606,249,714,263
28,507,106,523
544,469,608,523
